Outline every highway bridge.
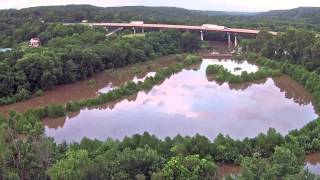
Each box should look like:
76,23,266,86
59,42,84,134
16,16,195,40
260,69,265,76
64,22,278,47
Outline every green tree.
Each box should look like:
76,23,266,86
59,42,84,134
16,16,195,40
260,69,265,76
271,146,302,178
162,155,217,180
48,149,92,180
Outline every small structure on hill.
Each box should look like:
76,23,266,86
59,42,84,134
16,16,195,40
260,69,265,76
0,48,12,53
29,37,41,48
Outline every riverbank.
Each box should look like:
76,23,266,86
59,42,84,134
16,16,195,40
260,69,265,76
0,55,185,115
2,53,320,179
43,58,318,143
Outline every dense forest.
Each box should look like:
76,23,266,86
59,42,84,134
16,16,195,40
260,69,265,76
0,26,201,104
1,5,320,47
2,29,320,179
241,29,320,72
2,4,320,180
1,104,320,179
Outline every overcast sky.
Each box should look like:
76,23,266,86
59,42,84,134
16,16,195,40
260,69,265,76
1,0,320,12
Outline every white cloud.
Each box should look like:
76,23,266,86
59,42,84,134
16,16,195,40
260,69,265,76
0,0,319,11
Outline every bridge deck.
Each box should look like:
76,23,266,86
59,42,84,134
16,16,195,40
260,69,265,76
64,22,278,36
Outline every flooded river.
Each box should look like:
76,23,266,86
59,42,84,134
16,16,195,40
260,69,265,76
0,56,180,115
1,54,320,177
42,59,318,143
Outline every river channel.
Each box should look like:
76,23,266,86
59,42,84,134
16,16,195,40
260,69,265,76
1,54,320,178
42,59,318,143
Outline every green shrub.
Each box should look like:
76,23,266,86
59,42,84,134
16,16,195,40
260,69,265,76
46,104,66,118
15,88,30,101
229,75,243,84
66,101,81,112
88,80,97,88
271,70,282,77
247,52,258,61
206,65,223,74
184,54,202,66
35,89,43,97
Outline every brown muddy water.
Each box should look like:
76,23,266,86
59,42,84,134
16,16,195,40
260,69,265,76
217,153,320,178
305,153,320,175
42,59,318,143
217,164,242,179
0,56,180,115
1,54,320,177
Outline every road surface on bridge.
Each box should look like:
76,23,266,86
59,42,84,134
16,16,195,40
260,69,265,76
64,22,278,36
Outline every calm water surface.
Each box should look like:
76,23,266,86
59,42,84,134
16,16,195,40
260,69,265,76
0,56,179,115
98,72,156,94
44,59,318,143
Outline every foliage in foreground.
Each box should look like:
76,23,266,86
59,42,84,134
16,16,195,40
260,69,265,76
2,108,320,179
2,48,320,179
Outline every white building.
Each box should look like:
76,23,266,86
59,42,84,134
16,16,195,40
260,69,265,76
29,38,41,48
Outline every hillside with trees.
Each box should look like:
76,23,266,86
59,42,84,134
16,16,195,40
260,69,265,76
1,4,320,180
1,5,320,47
259,7,320,20
0,28,201,104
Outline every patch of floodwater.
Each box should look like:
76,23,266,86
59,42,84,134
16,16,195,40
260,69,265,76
218,164,242,179
202,59,258,75
133,72,156,83
219,153,320,178
44,59,318,143
305,153,320,175
98,72,157,94
98,82,114,94
0,55,179,115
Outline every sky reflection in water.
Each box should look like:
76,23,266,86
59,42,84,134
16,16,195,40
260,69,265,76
44,59,318,143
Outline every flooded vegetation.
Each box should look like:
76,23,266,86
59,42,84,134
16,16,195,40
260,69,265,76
43,59,318,143
3,4,320,179
218,153,320,178
217,164,242,179
305,153,320,175
0,56,180,115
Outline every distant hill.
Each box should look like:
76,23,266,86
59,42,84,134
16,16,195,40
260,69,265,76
1,5,319,23
0,5,256,24
1,5,320,32
195,10,256,16
258,7,320,22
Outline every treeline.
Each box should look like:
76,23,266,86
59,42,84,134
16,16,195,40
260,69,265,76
0,29,201,105
2,54,320,179
1,5,320,47
241,29,320,110
241,29,320,72
26,54,201,119
1,108,320,179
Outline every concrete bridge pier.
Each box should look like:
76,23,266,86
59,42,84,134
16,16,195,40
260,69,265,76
234,34,238,47
142,28,144,33
132,27,136,34
227,33,231,49
200,30,204,41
